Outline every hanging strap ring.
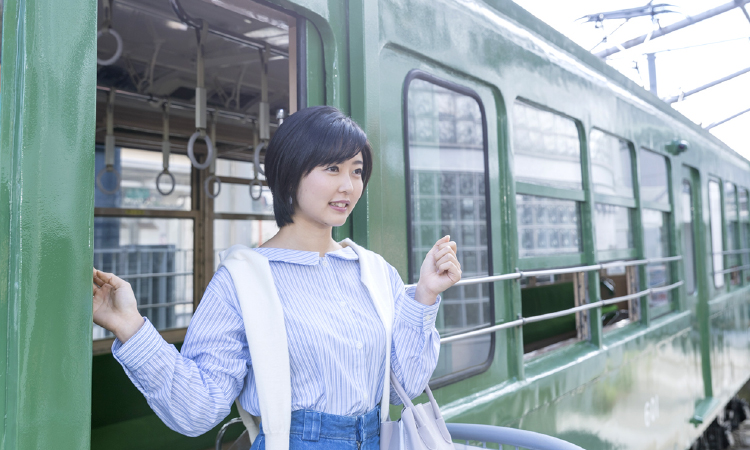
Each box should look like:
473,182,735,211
97,28,123,66
156,169,176,196
249,179,263,201
187,131,215,170
204,175,222,199
96,166,121,195
253,142,266,176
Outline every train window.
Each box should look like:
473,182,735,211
517,195,582,258
709,180,725,288
521,272,589,357
94,147,192,211
214,219,279,270
213,183,274,215
590,130,634,198
512,101,581,190
93,217,194,339
639,150,670,205
405,75,492,383
740,189,750,283
595,204,634,252
643,209,672,312
682,181,697,295
724,182,741,286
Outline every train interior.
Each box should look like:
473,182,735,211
92,0,298,448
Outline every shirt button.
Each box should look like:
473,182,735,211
356,341,363,350
339,301,346,307
320,259,328,267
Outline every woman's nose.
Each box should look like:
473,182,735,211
338,174,353,192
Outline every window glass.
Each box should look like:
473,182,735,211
407,78,491,380
682,181,696,294
512,101,581,190
740,189,750,283
93,217,194,339
639,149,669,204
725,182,741,285
95,147,192,211
517,195,581,258
213,183,274,215
214,219,279,270
590,130,633,198
595,204,634,252
643,209,671,308
709,180,725,288
215,159,266,180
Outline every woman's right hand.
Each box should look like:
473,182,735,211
93,268,144,343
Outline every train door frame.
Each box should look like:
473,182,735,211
683,164,717,419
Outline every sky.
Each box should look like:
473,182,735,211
511,0,750,159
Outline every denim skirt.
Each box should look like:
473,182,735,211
249,406,380,450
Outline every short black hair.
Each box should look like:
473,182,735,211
264,106,373,227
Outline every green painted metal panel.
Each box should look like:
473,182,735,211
0,0,97,448
594,193,637,208
514,182,586,202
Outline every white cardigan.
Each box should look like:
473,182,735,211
218,239,395,450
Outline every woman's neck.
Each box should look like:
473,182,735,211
262,220,342,257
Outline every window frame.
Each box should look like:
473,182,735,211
708,178,726,291
403,69,495,388
513,99,587,269
739,187,750,284
723,181,742,288
590,129,638,262
638,147,675,319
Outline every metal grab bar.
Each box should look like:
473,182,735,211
407,255,683,288
714,264,750,275
713,248,750,256
440,281,684,344
447,423,585,450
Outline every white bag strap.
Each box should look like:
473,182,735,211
235,399,261,442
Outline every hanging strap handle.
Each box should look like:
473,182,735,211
204,112,221,199
156,100,175,195
97,0,123,66
96,89,121,194
187,19,215,170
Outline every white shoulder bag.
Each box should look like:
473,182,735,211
380,371,455,450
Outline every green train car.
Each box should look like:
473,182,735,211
1,0,749,449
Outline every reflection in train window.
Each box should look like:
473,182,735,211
682,180,697,295
639,149,669,205
513,101,581,190
590,130,633,198
517,195,582,258
643,209,672,311
740,188,750,283
595,204,634,252
93,217,194,339
725,182,741,286
406,75,492,382
709,180,725,288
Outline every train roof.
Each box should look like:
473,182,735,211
481,0,749,166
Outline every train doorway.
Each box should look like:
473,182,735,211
92,1,314,448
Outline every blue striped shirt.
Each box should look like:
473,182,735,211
112,246,441,437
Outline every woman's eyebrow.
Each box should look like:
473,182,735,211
353,160,364,165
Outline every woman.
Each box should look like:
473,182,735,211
92,106,461,449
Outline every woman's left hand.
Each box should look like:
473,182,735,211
415,236,461,305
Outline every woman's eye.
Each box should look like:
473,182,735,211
326,166,339,173
353,168,363,175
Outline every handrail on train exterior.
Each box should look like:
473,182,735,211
407,255,685,345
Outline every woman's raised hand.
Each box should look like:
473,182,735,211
415,235,461,305
93,269,144,342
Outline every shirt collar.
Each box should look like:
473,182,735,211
253,246,358,266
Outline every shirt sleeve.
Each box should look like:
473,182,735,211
387,264,441,405
112,267,250,437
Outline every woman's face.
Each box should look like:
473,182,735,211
293,153,364,229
